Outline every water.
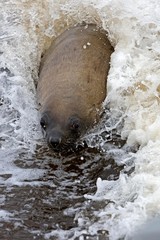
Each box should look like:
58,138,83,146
1,0,160,239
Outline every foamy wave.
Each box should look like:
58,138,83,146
1,0,160,239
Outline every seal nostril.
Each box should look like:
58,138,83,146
49,137,61,149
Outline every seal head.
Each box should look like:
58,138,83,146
40,111,84,152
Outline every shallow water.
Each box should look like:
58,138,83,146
0,140,130,240
1,0,160,239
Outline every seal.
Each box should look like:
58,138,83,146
37,24,113,152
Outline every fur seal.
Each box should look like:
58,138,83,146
37,24,113,152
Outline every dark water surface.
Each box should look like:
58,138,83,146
0,137,131,240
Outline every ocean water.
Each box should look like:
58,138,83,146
1,0,160,239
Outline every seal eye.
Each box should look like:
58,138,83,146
40,118,47,130
69,117,80,132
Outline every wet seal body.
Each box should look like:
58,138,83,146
37,24,113,152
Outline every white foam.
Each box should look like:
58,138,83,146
0,210,13,220
1,0,160,239
60,0,160,238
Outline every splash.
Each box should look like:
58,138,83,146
1,0,160,239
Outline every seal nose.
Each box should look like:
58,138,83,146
49,136,61,149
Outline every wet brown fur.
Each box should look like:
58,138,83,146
37,24,113,145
